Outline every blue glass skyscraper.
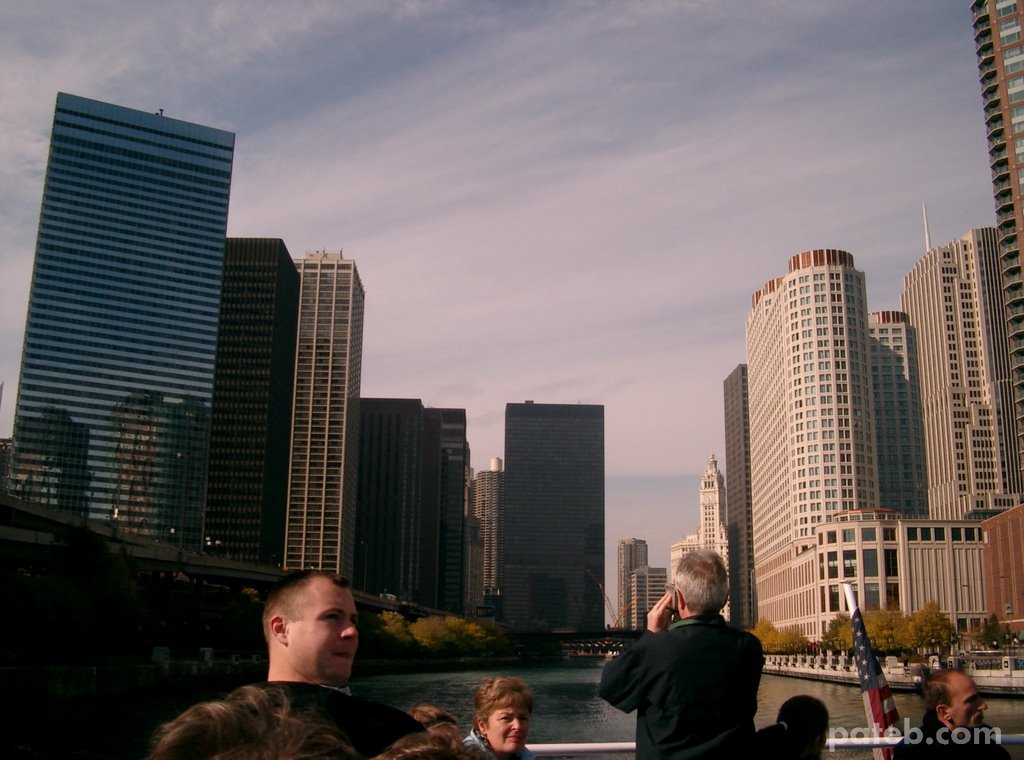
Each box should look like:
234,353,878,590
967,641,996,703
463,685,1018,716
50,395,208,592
11,93,234,550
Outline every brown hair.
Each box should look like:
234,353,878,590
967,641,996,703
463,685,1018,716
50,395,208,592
263,570,351,643
473,677,534,723
147,684,358,759
922,668,967,712
376,731,471,760
407,704,462,744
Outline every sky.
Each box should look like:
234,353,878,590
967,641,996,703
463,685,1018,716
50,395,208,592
0,1,1000,619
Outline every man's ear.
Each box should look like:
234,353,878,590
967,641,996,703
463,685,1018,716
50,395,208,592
269,615,289,645
935,703,952,728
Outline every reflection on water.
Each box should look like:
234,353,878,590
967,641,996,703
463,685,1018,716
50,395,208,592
354,661,1024,760
9,659,1021,758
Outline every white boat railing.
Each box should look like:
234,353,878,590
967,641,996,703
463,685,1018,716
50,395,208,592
527,734,1024,755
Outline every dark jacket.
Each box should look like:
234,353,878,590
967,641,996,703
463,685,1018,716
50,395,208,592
598,613,764,759
892,710,1009,760
258,681,424,757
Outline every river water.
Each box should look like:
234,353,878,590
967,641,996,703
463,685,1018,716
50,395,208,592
355,659,1024,760
7,659,1023,758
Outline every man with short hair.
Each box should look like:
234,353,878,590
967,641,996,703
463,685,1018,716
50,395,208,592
259,570,423,756
599,550,764,759
893,668,1008,758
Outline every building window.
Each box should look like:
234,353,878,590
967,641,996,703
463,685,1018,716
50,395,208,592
829,584,841,612
864,582,881,611
862,527,876,542
827,551,838,579
863,548,879,577
884,549,898,577
886,582,900,609
843,550,857,577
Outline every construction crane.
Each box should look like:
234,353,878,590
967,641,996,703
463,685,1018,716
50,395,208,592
586,569,620,627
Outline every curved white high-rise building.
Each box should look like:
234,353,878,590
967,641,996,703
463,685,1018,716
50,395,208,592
746,249,879,637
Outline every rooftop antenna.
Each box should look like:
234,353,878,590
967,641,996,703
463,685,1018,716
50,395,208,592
922,202,932,253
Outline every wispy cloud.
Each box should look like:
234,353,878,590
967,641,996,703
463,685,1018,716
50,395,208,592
0,1,999,600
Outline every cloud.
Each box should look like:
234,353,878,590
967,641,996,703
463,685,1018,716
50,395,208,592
0,0,1002,613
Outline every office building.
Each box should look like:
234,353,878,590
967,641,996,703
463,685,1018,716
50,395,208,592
204,239,298,564
10,93,234,550
503,401,605,631
627,565,667,631
473,457,505,607
723,364,756,628
426,407,470,614
901,229,1020,519
867,311,928,517
746,249,879,636
816,511,987,639
355,398,427,600
617,538,648,629
981,503,1024,630
285,252,364,577
972,1,1024,487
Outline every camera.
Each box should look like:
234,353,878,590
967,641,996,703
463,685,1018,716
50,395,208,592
665,584,678,614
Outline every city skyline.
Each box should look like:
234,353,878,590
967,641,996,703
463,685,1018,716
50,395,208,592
0,3,1003,607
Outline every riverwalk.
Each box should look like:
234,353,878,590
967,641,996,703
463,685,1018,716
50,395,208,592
763,650,1024,695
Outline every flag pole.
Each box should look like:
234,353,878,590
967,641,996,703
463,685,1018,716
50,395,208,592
842,582,899,760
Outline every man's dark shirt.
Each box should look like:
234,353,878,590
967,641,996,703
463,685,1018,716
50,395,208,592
258,681,424,756
599,613,764,759
892,710,1009,760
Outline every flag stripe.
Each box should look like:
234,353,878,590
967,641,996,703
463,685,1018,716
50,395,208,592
845,584,899,760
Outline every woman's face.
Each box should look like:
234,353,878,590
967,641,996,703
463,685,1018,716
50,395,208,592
477,703,530,759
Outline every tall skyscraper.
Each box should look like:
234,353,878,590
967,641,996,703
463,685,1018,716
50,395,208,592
204,239,298,564
669,454,731,620
617,538,648,629
503,401,605,631
356,398,427,599
10,93,234,550
746,249,878,636
901,229,1020,518
473,457,505,604
723,364,756,628
286,252,364,577
972,1,1024,487
867,311,928,517
426,407,470,614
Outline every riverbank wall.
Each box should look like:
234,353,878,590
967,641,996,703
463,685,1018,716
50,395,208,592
764,651,1024,696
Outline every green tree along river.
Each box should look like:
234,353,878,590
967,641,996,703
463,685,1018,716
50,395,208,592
7,660,1024,759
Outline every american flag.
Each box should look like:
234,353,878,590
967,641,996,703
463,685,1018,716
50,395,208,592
842,583,899,760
